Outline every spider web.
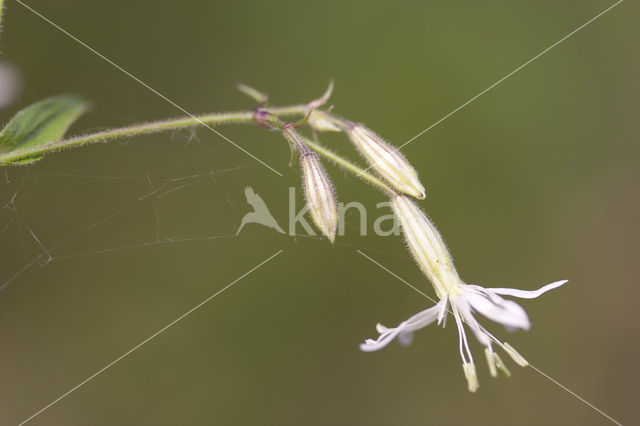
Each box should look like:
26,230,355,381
0,144,241,290
0,135,399,293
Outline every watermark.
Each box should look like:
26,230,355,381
237,186,399,237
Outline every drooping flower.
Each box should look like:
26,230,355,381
361,194,567,391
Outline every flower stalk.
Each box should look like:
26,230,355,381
0,104,307,165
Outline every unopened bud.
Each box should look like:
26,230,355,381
283,126,338,243
462,362,479,393
300,151,338,243
347,124,425,199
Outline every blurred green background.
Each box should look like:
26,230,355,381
0,1,638,425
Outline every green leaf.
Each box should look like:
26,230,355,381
8,155,45,165
0,0,5,29
0,94,90,155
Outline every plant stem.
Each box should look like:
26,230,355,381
0,104,307,165
0,101,395,197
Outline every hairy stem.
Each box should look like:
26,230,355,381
0,101,395,197
301,136,394,196
0,104,307,165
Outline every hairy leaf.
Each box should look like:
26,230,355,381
0,94,89,157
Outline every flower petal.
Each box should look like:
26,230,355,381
487,280,568,299
360,326,402,352
398,332,414,347
463,287,531,330
402,300,446,331
360,301,445,352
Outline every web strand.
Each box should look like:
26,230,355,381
0,153,259,291
0,162,403,291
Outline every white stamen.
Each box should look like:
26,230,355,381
502,342,529,367
436,297,448,326
484,347,498,378
493,352,511,377
463,362,479,393
453,309,474,364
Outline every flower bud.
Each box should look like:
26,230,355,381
300,152,338,243
284,126,339,243
347,124,425,199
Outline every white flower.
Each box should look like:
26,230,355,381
361,195,568,391
361,280,566,392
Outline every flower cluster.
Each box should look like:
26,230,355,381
280,89,426,243
249,82,567,392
